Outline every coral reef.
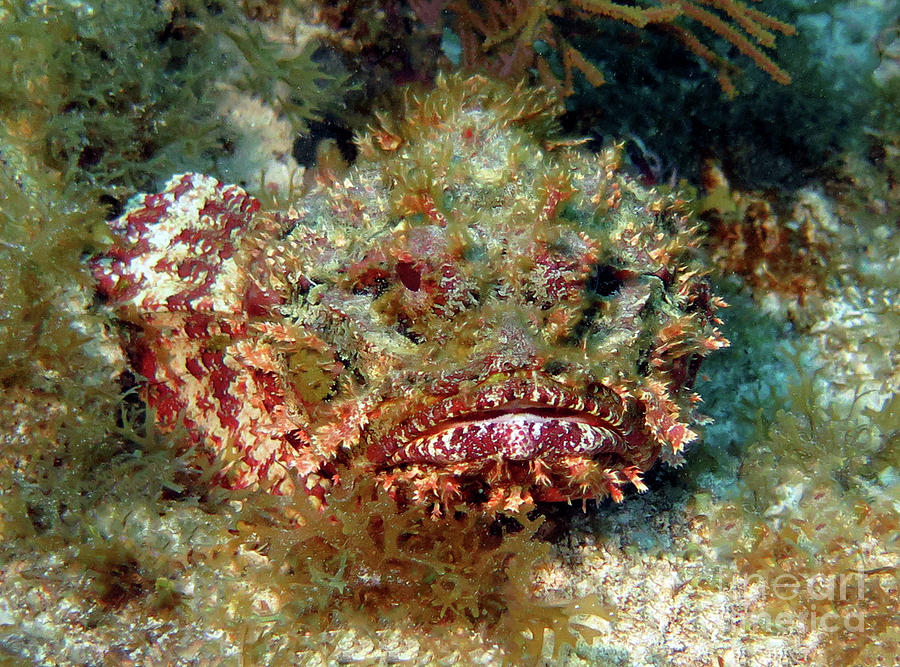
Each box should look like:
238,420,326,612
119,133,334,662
1,2,897,665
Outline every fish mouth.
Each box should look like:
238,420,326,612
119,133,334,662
364,375,656,505
366,375,644,469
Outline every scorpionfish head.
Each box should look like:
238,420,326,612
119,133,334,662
93,75,727,516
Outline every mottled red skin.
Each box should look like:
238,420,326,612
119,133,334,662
93,175,312,494
93,77,727,515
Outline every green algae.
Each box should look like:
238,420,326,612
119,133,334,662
706,358,899,663
0,0,344,194
0,1,354,662
686,229,899,663
2,0,217,192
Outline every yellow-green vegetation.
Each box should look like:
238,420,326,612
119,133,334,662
0,0,344,193
688,127,900,663
695,357,899,663
0,0,346,398
1,2,896,665
0,391,593,663
0,0,344,557
210,473,599,663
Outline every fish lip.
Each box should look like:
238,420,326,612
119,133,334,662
365,375,634,468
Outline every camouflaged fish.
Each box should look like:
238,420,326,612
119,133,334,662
92,75,727,516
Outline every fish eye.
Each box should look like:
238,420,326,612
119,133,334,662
587,264,623,297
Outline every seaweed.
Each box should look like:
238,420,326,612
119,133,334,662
684,93,899,661
692,335,899,664
0,0,345,194
218,12,349,133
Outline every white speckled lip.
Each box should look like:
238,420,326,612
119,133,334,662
367,376,635,467
390,405,626,465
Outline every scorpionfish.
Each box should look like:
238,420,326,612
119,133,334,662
92,75,727,516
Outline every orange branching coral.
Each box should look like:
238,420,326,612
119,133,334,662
448,0,794,96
